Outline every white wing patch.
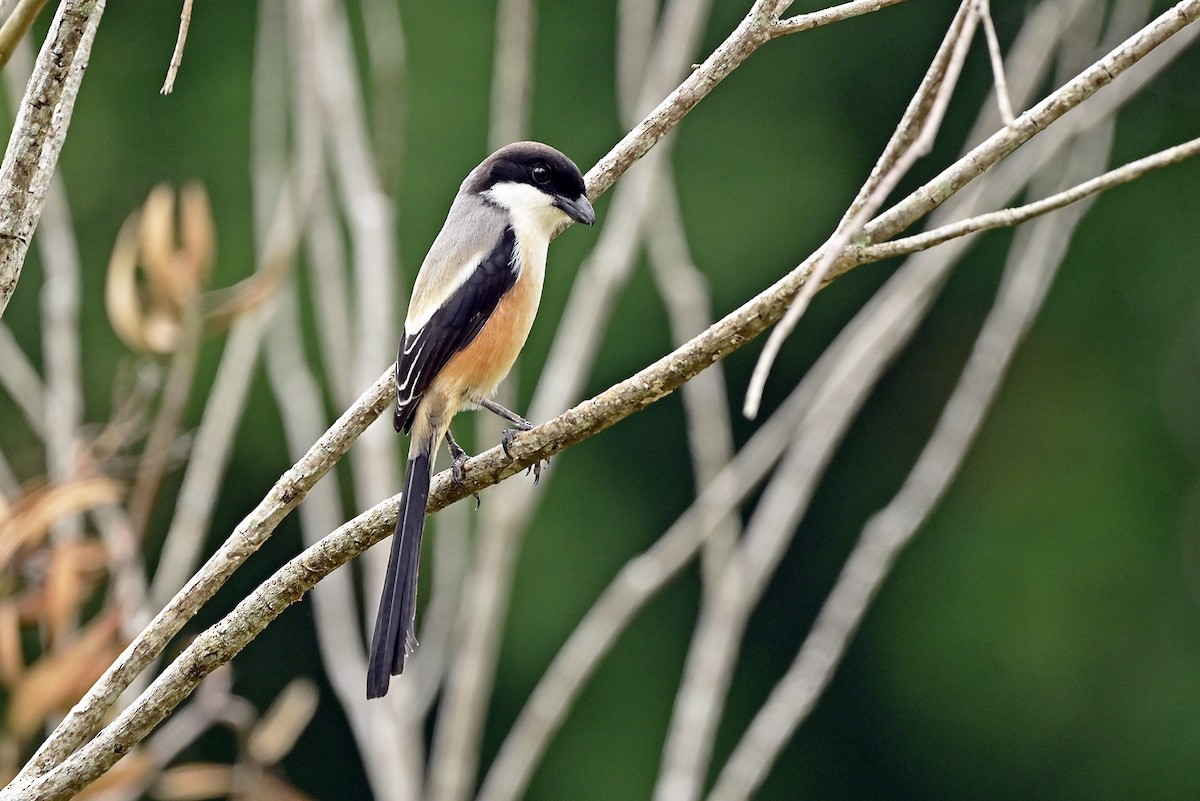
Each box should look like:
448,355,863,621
404,248,491,332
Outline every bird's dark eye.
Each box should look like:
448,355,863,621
531,163,551,185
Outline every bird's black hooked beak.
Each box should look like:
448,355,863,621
553,193,596,226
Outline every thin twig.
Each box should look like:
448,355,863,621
616,0,658,122
301,0,400,635
0,0,48,71
859,134,1200,262
742,0,978,418
36,182,85,546
863,0,1200,242
584,0,911,201
0,323,46,438
488,0,536,149
477,363,829,801
265,283,423,801
159,0,194,95
708,110,1118,801
146,182,306,611
976,0,1015,122
618,0,738,580
359,0,407,195
427,1,715,798
771,0,910,37
646,176,739,581
12,0,1195,793
126,308,203,539
0,0,105,317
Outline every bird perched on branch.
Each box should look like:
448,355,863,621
367,141,595,699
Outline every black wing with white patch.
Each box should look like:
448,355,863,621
394,227,518,433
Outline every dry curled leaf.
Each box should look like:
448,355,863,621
74,751,156,800
106,182,216,356
0,601,23,686
153,762,234,801
106,180,294,353
240,770,317,801
246,678,319,766
42,543,82,648
6,609,123,739
0,478,123,571
140,182,214,305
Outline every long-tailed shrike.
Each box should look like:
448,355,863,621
367,141,595,698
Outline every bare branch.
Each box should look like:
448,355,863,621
708,111,1118,801
35,178,85,542
9,0,1195,795
299,0,402,643
146,182,306,611
863,0,1200,242
646,176,739,580
744,0,976,418
859,134,1200,262
585,0,912,200
3,16,89,536
8,354,384,791
0,322,46,438
0,0,105,317
976,0,1015,122
771,0,910,37
0,0,48,71
488,0,536,149
159,0,194,95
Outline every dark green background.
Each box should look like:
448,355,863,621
3,0,1199,798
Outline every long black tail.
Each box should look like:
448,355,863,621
367,446,432,698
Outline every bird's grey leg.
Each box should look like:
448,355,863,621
444,428,480,508
477,398,548,485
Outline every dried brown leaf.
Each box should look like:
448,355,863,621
0,601,24,686
153,762,234,801
0,478,123,571
105,211,156,354
201,265,287,333
139,183,189,305
241,771,317,801
107,183,218,356
179,182,215,288
6,609,123,739
43,543,82,648
246,678,318,766
75,751,156,799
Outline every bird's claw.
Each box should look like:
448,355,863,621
525,457,551,486
500,427,520,459
446,434,481,509
501,428,549,486
449,455,481,509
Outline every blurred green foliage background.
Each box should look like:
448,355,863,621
3,0,1200,798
